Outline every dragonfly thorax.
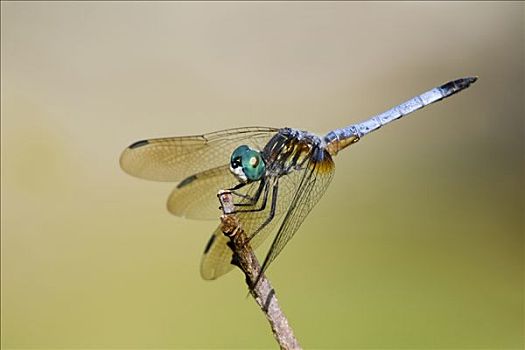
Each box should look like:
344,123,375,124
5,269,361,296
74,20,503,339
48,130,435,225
262,128,327,176
230,145,266,183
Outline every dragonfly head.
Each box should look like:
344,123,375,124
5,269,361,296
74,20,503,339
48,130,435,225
230,145,265,183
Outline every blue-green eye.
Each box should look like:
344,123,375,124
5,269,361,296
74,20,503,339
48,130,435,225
230,145,265,182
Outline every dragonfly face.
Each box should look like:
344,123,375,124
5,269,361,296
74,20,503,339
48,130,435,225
230,145,266,183
120,77,477,283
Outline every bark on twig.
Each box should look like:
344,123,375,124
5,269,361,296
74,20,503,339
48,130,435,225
217,190,301,350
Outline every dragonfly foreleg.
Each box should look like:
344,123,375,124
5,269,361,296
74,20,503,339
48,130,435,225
231,179,266,206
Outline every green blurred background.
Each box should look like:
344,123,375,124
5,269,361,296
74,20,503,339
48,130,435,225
1,2,523,349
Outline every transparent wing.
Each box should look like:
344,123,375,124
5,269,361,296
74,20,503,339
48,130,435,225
167,165,239,220
200,231,234,279
120,127,278,182
201,173,295,279
201,180,282,279
259,153,335,277
200,153,333,280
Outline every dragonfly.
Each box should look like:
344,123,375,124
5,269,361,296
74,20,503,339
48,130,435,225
120,77,477,283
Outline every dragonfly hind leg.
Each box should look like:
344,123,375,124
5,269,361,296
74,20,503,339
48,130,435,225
226,180,280,245
228,180,280,243
246,184,279,242
233,180,271,214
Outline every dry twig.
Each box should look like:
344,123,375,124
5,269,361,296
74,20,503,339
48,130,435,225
217,190,301,350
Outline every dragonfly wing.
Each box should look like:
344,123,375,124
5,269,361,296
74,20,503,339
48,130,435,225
120,127,278,182
200,180,280,279
201,213,288,279
200,230,234,279
167,164,239,220
199,153,331,280
200,174,294,279
259,152,335,277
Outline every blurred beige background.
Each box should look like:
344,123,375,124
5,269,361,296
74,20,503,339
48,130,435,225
1,2,523,349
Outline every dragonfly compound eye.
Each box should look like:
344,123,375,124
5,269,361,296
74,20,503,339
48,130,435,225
230,145,265,182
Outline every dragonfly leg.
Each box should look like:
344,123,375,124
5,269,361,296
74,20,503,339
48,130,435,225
228,181,250,195
233,179,266,207
246,184,279,242
234,181,270,213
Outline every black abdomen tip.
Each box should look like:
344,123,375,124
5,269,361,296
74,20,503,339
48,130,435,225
458,76,478,87
440,76,478,96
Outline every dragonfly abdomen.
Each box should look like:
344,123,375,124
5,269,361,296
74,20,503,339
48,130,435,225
324,77,477,156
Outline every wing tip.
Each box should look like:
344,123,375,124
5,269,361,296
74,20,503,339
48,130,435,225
128,139,150,149
200,262,220,281
177,174,198,189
